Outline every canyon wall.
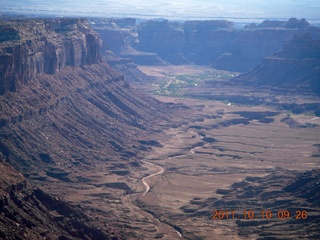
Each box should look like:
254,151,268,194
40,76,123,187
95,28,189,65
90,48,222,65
92,18,320,72
0,18,185,239
135,19,320,72
0,18,180,175
0,156,117,239
235,34,320,96
92,19,167,66
0,18,101,94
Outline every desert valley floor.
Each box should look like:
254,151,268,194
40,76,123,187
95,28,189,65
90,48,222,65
34,65,320,239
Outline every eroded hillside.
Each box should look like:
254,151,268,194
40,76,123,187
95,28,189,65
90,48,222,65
0,18,188,239
0,154,123,239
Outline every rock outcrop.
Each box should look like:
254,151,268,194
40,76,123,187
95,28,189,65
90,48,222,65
135,18,320,71
0,156,120,239
91,18,167,66
105,50,155,82
251,18,311,29
0,18,101,94
0,18,179,175
235,34,320,95
90,18,320,71
0,60,176,174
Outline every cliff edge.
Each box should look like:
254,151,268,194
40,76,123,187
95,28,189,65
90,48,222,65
0,18,100,94
0,18,182,239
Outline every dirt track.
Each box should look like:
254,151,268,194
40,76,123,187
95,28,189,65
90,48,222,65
141,160,164,196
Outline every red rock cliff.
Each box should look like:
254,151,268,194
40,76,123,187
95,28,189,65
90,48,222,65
0,18,179,176
235,34,320,96
0,18,101,94
135,19,320,71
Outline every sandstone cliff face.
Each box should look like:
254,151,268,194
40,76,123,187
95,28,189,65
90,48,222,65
135,20,186,64
0,18,178,176
88,18,320,71
0,18,101,94
92,20,167,66
0,18,185,239
0,62,173,173
105,50,155,82
253,18,310,29
135,19,320,71
236,34,320,95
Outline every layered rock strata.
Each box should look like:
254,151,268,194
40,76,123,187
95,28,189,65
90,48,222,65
235,34,320,96
135,19,320,71
0,156,119,239
0,18,177,174
0,17,184,239
0,18,100,94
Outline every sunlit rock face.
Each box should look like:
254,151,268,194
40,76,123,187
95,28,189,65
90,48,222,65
0,18,101,94
0,18,176,174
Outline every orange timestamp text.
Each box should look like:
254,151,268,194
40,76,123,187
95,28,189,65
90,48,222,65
212,209,308,220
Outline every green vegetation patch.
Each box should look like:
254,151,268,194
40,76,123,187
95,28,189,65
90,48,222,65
152,70,238,97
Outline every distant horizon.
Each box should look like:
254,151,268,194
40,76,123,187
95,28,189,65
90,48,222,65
1,0,320,25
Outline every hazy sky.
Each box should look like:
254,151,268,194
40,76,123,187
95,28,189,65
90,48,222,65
1,0,320,21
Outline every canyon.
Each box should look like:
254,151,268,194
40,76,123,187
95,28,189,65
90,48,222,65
0,16,320,239
0,18,186,239
92,18,320,72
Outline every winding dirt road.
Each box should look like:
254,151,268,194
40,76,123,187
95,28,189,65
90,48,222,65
141,160,164,196
141,131,207,196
